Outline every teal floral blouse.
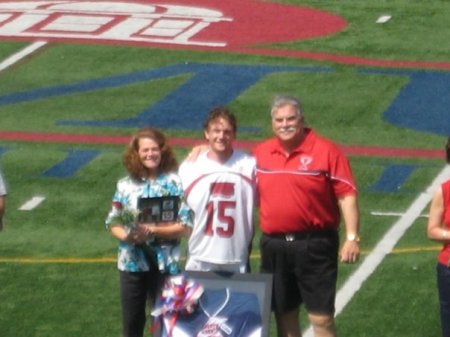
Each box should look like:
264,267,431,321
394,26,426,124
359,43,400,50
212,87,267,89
105,172,193,273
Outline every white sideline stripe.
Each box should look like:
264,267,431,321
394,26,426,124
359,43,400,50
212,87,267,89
371,211,428,218
0,41,47,72
19,196,46,211
303,165,450,337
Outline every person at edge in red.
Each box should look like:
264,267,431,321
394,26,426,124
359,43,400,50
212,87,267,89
253,95,361,337
427,137,450,337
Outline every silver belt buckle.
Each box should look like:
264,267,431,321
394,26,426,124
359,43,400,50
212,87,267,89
285,234,295,242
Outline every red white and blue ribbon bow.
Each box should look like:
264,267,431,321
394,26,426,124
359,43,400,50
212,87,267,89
151,274,204,337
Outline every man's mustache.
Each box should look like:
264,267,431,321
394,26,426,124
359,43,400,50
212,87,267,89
279,127,297,132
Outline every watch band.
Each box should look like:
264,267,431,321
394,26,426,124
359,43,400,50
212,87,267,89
346,233,360,242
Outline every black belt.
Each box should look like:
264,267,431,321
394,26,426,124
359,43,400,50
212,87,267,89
264,230,337,242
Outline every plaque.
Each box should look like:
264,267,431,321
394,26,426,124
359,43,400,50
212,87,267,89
138,196,179,223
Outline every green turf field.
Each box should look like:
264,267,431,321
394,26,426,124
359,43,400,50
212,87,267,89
0,1,449,336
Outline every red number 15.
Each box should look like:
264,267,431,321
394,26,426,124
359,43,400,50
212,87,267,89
205,200,236,237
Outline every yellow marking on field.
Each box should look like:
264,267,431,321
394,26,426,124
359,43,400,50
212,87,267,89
0,257,116,264
0,246,440,264
388,245,440,254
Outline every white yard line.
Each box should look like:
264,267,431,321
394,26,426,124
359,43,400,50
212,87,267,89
303,165,450,337
19,196,46,211
376,15,392,24
0,40,47,72
371,211,428,218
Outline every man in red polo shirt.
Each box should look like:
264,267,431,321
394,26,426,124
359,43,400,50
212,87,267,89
253,95,360,337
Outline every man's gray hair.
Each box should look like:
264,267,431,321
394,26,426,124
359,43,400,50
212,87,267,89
270,95,303,118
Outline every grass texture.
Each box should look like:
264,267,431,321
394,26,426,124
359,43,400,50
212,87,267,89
1,1,449,336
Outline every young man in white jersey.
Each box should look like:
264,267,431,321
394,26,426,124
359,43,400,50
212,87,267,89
178,107,256,273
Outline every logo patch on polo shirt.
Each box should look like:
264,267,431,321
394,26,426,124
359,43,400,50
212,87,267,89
299,155,312,170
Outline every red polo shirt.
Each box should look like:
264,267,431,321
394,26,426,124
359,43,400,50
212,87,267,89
438,179,450,266
253,128,357,234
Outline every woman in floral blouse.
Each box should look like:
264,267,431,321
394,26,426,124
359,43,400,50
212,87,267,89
105,127,193,337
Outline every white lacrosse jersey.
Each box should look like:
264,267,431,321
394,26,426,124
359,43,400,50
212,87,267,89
179,150,256,266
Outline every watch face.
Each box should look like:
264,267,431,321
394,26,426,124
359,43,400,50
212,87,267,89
347,234,359,242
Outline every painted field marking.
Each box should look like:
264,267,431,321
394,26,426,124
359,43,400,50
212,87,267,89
371,211,428,218
18,195,46,211
0,257,115,264
0,41,47,72
392,246,440,254
376,15,392,24
303,164,450,337
0,244,441,265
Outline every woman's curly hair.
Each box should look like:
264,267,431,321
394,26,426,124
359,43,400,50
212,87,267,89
123,127,178,180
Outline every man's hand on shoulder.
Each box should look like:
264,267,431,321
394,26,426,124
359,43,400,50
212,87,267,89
184,144,209,162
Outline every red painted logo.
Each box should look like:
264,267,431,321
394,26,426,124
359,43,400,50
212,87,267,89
0,0,347,48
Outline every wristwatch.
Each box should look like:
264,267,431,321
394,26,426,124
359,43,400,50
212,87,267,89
346,233,360,242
